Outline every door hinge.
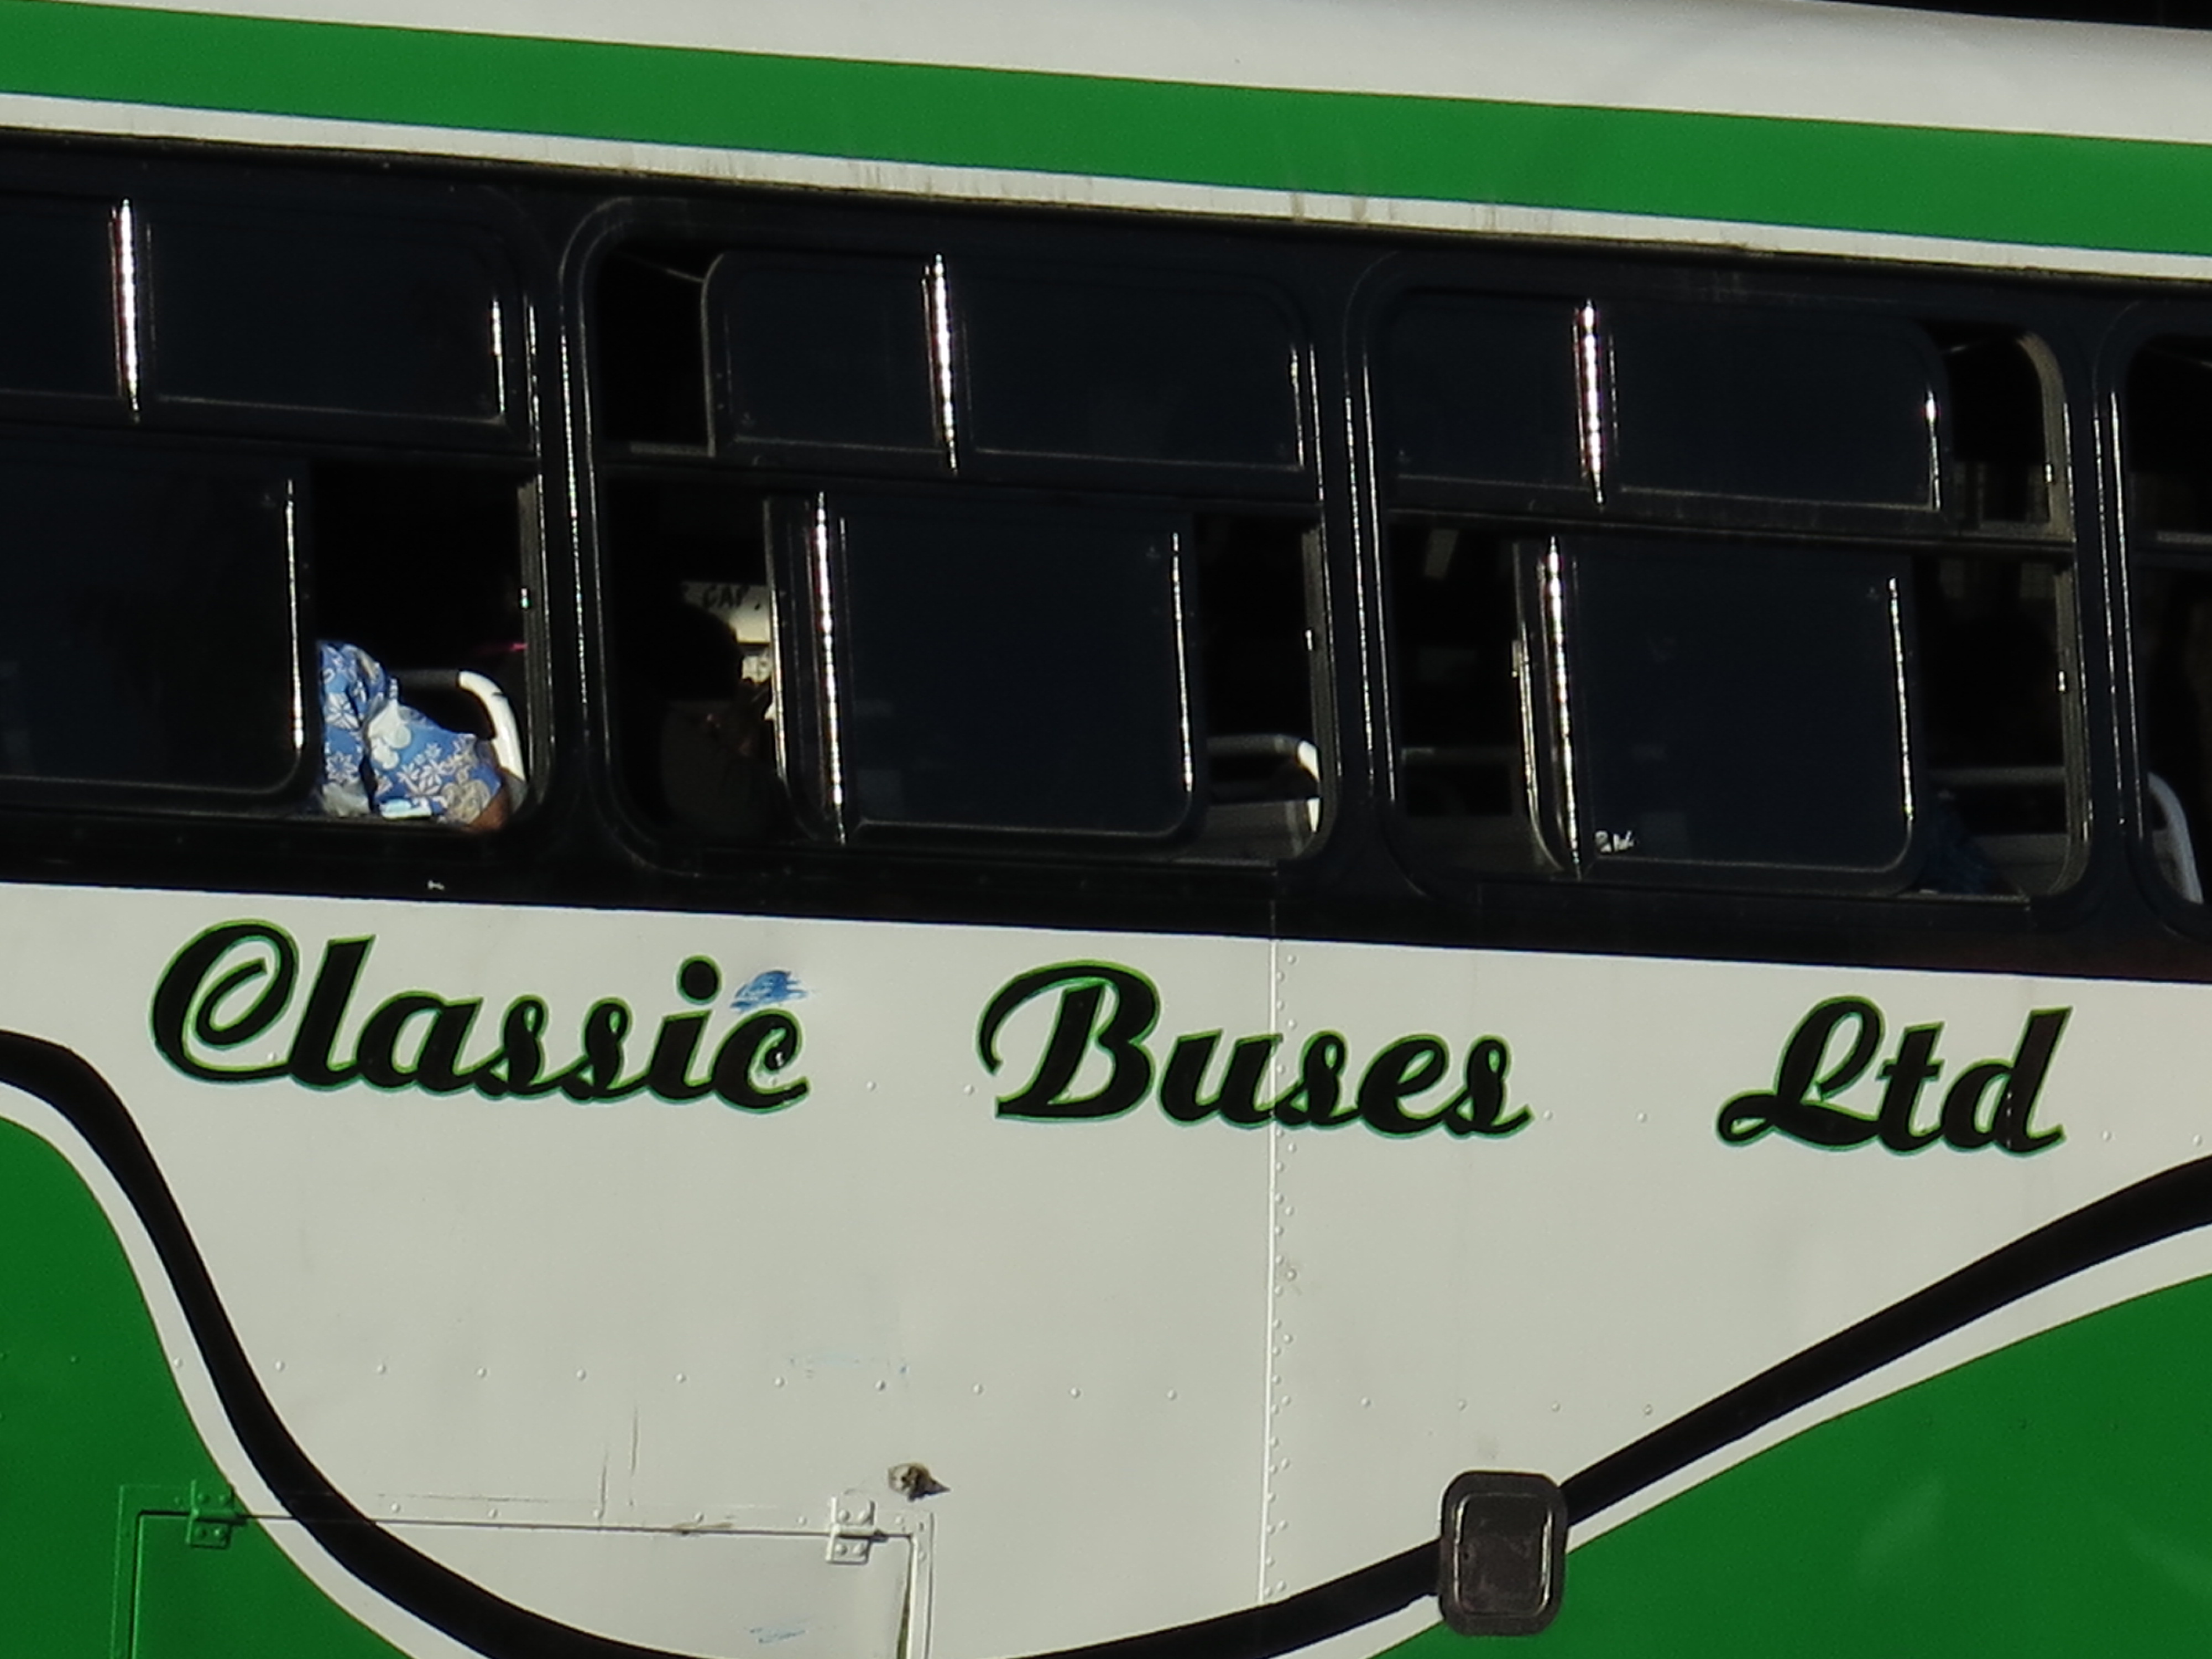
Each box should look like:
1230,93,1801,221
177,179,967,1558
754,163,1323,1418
825,1493,878,1564
186,1480,243,1550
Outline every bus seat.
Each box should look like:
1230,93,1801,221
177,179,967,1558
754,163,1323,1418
1926,763,2070,895
396,667,527,802
2148,771,2203,904
1186,732,1321,859
1208,732,1319,816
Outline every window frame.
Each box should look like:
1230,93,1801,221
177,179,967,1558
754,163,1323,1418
770,487,1207,849
2110,302,2212,926
0,428,311,811
580,199,1338,874
0,141,558,866
132,195,534,452
1361,252,2095,909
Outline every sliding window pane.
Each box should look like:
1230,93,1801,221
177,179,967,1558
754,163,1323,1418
2129,336,2212,540
0,446,299,792
1609,308,1940,508
0,198,117,399
152,214,508,421
1567,538,1912,873
711,257,941,454
1384,296,1582,489
963,275,1301,469
827,497,1192,837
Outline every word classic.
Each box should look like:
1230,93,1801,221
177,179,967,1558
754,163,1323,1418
1719,997,2069,1154
153,921,808,1109
977,962,1525,1138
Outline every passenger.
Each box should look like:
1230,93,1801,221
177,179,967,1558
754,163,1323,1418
314,641,509,831
662,675,783,834
657,598,787,839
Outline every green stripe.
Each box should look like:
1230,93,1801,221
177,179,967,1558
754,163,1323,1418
2,1,2211,259
1386,1268,2212,1657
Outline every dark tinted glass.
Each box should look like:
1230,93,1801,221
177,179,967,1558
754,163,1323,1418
712,258,938,452
1567,538,1911,870
831,499,1191,835
596,250,710,448
963,275,1301,468
151,216,505,420
311,463,528,670
1385,297,1581,487
2127,337,2212,536
1932,327,2055,526
0,199,116,398
1915,554,2072,895
0,448,298,791
2137,563,2212,899
1388,526,1542,870
1609,308,1940,507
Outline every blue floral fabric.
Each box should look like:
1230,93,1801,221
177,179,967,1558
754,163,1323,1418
316,641,503,825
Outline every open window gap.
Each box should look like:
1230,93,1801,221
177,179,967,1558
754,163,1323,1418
593,246,713,451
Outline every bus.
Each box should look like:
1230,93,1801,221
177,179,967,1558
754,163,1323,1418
9,0,2212,1654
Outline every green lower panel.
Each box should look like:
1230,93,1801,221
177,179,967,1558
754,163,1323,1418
128,1512,401,1659
16,1092,2212,1658
0,1117,403,1658
1391,1271,2212,1656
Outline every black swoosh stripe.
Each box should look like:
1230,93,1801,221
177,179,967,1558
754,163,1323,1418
1564,1151,2212,1520
8,1029,2208,1659
1008,1156,2212,1659
1,1031,709,1659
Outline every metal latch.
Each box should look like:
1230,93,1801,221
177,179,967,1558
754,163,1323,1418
825,1493,878,1564
1438,1469,1566,1635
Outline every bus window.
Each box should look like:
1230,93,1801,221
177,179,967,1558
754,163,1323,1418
0,443,299,796
1183,514,1324,862
1933,326,2067,531
1382,288,2078,897
960,273,1303,471
307,461,534,825
1389,525,2078,895
1389,525,1549,874
1382,295,1583,493
2136,567,2212,902
709,254,943,457
604,480,1322,857
1562,538,1914,880
603,478,790,843
793,494,1194,841
1914,555,2076,895
2129,338,2212,539
1607,306,1943,510
601,238,1326,863
595,247,711,451
146,210,514,426
0,197,121,403
2126,337,2212,902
